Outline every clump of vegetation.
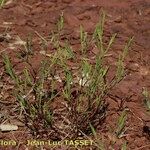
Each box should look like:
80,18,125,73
2,12,133,143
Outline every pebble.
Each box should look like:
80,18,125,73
114,16,122,23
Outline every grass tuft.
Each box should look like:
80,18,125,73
1,12,133,147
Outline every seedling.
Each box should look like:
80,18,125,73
93,11,105,54
80,25,88,54
121,141,127,150
142,88,150,111
57,12,64,32
24,34,33,55
63,70,73,101
90,123,105,150
0,0,6,8
2,54,21,86
115,109,128,138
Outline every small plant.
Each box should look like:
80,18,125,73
115,109,128,138
80,25,88,54
142,88,150,111
18,34,33,60
2,54,16,80
121,141,127,150
24,34,34,55
90,123,105,150
2,54,21,86
57,12,64,32
2,12,133,142
0,0,6,8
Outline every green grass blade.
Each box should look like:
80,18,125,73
121,141,127,150
0,0,6,7
116,109,128,137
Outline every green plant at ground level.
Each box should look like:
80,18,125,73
2,54,16,80
80,25,88,54
57,12,64,32
121,141,127,150
115,109,128,138
0,0,6,8
142,88,150,111
1,12,133,145
90,123,105,150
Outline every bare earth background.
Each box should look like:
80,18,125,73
0,0,150,150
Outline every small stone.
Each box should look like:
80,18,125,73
139,66,149,76
114,16,122,23
0,124,18,131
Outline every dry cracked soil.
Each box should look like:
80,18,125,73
0,0,150,150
